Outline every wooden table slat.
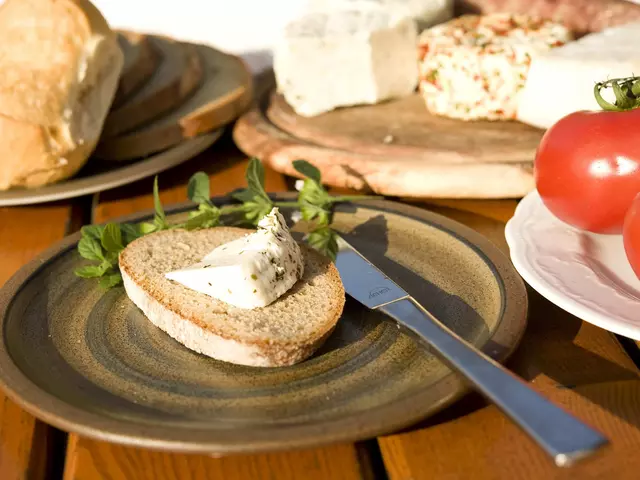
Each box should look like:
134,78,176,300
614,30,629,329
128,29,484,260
0,203,79,480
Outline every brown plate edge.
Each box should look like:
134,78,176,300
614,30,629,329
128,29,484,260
0,196,527,454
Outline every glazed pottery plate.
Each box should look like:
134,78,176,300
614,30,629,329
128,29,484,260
0,132,221,207
0,198,527,453
506,190,640,340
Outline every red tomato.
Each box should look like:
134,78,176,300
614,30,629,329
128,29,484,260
535,109,640,234
624,193,640,279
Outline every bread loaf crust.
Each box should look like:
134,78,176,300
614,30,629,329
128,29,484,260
0,0,124,189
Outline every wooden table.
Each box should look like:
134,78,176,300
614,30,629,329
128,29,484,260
2,135,640,480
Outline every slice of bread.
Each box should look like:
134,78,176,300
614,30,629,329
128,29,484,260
101,37,203,138
96,44,252,161
119,227,345,367
113,31,160,107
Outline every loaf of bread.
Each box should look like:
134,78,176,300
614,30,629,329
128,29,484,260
119,228,345,367
0,0,124,190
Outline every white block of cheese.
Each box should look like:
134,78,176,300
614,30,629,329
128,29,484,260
305,0,454,30
517,22,640,129
273,9,419,117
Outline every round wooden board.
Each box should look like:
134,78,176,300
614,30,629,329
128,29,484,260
233,89,543,199
0,198,526,453
0,132,221,207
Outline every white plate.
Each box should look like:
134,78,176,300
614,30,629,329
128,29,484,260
505,190,640,339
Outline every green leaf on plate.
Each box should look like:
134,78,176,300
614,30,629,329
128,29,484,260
75,263,111,278
101,223,123,253
99,272,123,289
78,237,104,261
293,159,321,184
80,225,105,241
187,172,211,205
306,226,338,261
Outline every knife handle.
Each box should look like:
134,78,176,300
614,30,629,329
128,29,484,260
379,298,607,467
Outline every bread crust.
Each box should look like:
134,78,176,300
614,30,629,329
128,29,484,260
119,227,345,367
0,0,124,190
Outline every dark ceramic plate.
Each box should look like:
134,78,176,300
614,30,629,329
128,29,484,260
0,197,527,454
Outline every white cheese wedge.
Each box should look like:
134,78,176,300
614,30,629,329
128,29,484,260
304,0,454,30
517,22,640,129
273,9,418,117
165,208,304,309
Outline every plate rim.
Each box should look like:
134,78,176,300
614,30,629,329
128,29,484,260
506,190,640,340
0,131,222,207
0,196,528,453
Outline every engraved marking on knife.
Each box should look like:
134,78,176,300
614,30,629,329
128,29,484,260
369,287,391,299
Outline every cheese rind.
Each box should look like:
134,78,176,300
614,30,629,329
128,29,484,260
418,14,572,121
274,10,418,117
517,22,640,129
165,208,304,309
304,0,454,30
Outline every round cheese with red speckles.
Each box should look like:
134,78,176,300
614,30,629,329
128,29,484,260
418,13,572,121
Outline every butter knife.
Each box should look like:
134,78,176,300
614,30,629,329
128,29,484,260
334,235,607,467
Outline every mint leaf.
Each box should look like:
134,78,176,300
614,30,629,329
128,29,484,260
99,272,123,289
78,237,104,261
101,223,123,252
153,176,168,230
184,206,219,230
306,226,338,261
75,263,111,278
139,222,157,235
300,201,331,225
120,223,142,245
293,160,321,183
245,158,269,202
241,201,273,225
81,225,105,241
187,172,211,205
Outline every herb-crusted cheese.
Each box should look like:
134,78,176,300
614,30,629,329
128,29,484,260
304,0,454,31
274,9,418,117
418,14,572,121
165,208,304,309
517,22,640,129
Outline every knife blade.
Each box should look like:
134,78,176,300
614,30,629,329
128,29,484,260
334,235,607,467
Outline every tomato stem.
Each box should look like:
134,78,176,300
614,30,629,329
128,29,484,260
594,76,640,112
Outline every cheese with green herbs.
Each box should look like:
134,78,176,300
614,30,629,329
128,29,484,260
274,9,418,117
165,208,304,309
517,22,640,129
418,14,572,121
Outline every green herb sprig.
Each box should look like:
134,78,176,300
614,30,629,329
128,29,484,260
75,158,379,288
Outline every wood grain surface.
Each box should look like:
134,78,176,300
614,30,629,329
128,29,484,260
233,91,537,199
0,202,80,479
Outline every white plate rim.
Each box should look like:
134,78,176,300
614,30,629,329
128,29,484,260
505,190,640,340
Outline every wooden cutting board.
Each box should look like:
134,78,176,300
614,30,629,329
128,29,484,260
233,85,544,199
96,43,252,161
